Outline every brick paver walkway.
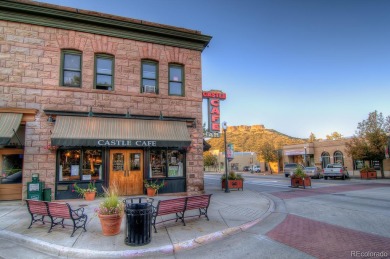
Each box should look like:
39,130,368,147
271,183,390,200
267,214,390,259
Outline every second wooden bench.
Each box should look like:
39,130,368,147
152,194,212,233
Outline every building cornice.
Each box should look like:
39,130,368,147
0,0,212,51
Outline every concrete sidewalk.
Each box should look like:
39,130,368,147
0,185,273,258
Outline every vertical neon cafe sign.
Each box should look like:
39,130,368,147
202,90,226,138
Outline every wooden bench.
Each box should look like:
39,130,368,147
25,199,50,228
26,199,88,237
152,194,212,233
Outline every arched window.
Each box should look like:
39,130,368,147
321,152,330,169
334,151,344,165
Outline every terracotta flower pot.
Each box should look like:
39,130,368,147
98,213,123,236
84,191,96,201
147,187,157,197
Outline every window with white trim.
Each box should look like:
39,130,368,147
61,50,82,87
95,54,114,90
141,60,158,94
168,64,184,96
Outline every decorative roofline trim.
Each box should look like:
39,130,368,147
0,0,212,51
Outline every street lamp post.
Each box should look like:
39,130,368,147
304,146,307,166
222,121,230,193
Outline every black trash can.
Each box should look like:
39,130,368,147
124,197,154,246
43,188,52,202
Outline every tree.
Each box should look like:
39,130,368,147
258,142,278,173
326,132,343,140
345,111,390,178
308,132,317,142
203,151,217,171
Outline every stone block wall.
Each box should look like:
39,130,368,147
0,19,205,196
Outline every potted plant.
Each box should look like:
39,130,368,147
221,171,244,190
144,179,165,196
291,167,311,188
95,185,125,236
360,165,377,179
73,181,97,200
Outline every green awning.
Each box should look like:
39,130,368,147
51,116,191,148
0,113,22,145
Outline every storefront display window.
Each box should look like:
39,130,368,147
354,160,364,170
149,149,184,178
1,154,23,184
58,149,103,182
167,150,184,177
149,149,166,178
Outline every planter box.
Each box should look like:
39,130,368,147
221,179,243,191
291,177,311,189
360,171,377,179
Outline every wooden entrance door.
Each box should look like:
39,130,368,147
109,149,143,196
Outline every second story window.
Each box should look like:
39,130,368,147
95,54,114,90
169,64,184,96
141,60,158,94
61,50,81,87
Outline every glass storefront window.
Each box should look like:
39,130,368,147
1,154,23,184
333,151,344,165
354,160,364,170
321,152,330,169
58,149,103,182
149,150,166,178
82,149,103,181
149,149,185,178
167,150,184,177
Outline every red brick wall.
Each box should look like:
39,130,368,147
0,20,204,196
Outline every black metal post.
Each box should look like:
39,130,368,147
224,128,230,193
304,147,307,166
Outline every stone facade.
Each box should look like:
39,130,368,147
0,0,211,198
283,139,390,178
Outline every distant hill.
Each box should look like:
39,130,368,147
206,125,305,152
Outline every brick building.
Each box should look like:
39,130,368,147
0,0,211,200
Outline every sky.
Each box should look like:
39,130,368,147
37,0,390,139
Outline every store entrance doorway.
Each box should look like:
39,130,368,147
109,149,143,196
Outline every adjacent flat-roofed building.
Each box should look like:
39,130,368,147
0,0,211,200
283,139,390,178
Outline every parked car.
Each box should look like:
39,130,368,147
243,166,251,171
1,171,22,184
323,163,349,180
283,163,304,177
252,165,261,173
304,166,322,179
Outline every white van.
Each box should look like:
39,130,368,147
252,165,261,173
